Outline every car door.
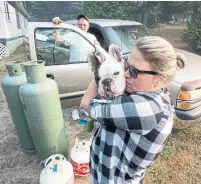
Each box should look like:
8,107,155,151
30,23,95,108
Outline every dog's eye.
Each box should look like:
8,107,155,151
113,72,119,76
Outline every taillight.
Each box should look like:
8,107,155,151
177,102,191,110
176,89,201,110
177,91,191,100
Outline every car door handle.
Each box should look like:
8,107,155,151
46,74,54,80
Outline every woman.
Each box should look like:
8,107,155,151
80,36,186,184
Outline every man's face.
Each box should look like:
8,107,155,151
77,18,89,32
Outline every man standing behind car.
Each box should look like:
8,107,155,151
52,14,99,63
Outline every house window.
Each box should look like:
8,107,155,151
4,2,10,22
16,10,21,29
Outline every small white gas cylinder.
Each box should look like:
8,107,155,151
70,138,91,176
40,154,74,184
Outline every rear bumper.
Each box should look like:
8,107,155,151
175,106,201,120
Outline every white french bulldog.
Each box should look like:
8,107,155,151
88,44,126,99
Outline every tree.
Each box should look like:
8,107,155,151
83,1,160,26
25,1,192,27
155,1,191,24
182,2,201,52
25,1,83,22
83,1,138,20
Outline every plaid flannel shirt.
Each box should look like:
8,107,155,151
88,90,174,184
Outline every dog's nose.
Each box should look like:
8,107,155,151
102,78,112,85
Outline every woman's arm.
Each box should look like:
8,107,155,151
88,92,168,134
80,79,98,111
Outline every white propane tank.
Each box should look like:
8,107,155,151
70,138,91,176
40,154,74,184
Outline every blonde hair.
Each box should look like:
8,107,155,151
135,36,186,88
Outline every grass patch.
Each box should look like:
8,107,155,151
0,44,28,73
144,123,201,184
160,136,184,159
151,25,188,50
147,162,174,184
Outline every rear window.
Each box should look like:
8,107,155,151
104,25,153,54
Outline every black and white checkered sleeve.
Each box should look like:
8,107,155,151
88,92,165,134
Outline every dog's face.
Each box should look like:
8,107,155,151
88,44,126,99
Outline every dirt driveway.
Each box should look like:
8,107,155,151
0,46,91,184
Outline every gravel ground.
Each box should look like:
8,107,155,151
0,51,91,184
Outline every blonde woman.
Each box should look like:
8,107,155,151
81,36,186,184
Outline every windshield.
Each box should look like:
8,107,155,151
104,25,153,55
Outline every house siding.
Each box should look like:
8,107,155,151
0,1,28,57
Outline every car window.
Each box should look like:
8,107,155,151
104,25,152,54
35,28,95,66
35,29,55,65
89,27,108,51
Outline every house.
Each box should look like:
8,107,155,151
0,1,29,59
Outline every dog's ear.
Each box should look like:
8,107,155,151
88,53,101,72
109,44,123,62
94,51,106,64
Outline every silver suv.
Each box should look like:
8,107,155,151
25,19,201,120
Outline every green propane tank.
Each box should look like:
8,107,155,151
19,61,67,161
1,61,35,154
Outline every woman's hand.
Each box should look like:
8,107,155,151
80,80,98,111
